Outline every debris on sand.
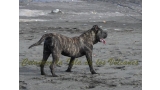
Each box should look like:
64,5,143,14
51,9,63,14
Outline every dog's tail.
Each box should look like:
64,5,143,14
28,33,53,49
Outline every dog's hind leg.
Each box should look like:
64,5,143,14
50,52,60,77
40,50,51,75
40,40,52,75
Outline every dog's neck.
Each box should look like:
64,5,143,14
79,30,97,45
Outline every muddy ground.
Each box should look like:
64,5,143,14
19,0,142,90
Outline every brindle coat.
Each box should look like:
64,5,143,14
29,25,107,77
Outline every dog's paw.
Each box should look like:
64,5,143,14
41,72,46,75
91,71,97,74
52,74,58,77
65,69,72,72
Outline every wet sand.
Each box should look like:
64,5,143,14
19,0,142,90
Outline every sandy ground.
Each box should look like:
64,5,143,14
19,0,142,90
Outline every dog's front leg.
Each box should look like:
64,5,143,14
85,52,97,74
66,57,75,72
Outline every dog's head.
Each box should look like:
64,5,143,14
91,25,107,44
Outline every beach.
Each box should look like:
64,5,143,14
19,0,142,90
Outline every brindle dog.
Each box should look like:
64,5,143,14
29,25,107,77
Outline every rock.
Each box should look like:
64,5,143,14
51,9,62,14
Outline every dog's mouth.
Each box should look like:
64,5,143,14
100,38,106,44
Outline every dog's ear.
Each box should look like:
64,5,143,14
92,25,99,33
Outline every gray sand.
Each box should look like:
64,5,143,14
19,0,142,90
